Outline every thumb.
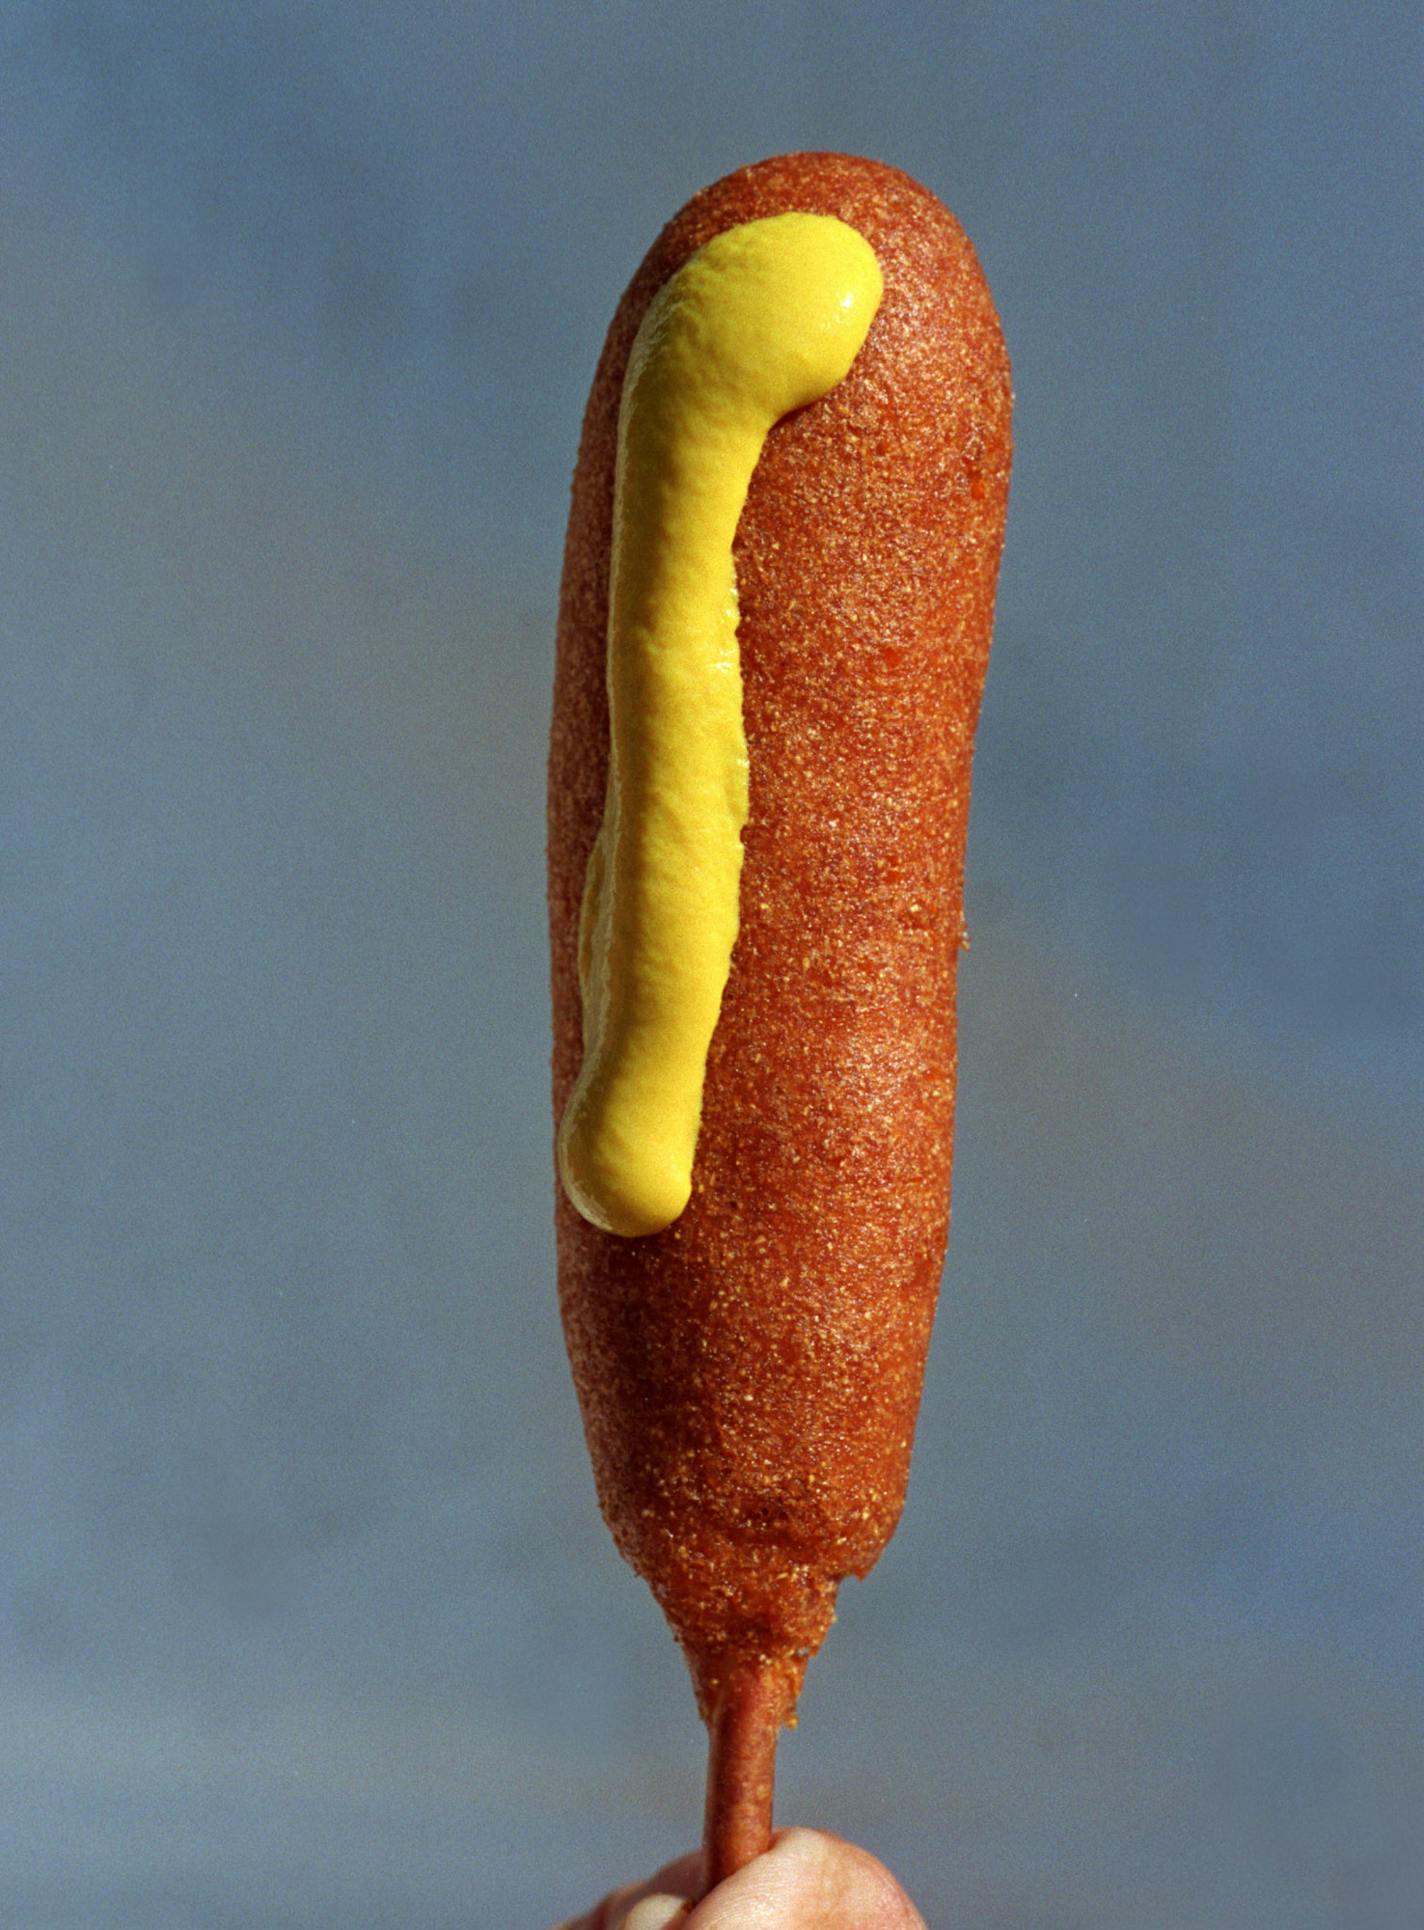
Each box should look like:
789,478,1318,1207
686,1827,925,1928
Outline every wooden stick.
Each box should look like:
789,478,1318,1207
699,1662,787,1894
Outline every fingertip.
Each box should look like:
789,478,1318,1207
583,1853,700,1930
619,1896,691,1930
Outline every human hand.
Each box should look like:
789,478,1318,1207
553,1826,925,1928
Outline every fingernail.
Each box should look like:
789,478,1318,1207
618,1895,688,1930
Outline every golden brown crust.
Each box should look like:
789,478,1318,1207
549,152,1012,1717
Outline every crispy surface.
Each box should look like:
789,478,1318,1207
549,152,1011,1717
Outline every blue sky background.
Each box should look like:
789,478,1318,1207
2,5,1421,1926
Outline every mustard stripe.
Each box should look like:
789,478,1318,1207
559,213,882,1237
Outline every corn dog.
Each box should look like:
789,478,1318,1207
548,150,1012,1882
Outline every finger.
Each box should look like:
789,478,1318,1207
619,1897,691,1930
557,1852,702,1930
686,1826,926,1928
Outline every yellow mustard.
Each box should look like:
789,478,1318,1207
558,212,883,1237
